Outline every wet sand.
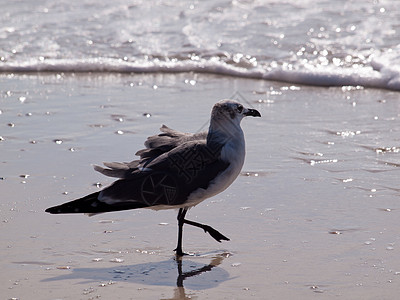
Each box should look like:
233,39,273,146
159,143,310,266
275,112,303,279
1,73,400,299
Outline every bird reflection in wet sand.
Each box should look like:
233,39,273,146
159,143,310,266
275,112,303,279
42,252,231,297
161,253,228,300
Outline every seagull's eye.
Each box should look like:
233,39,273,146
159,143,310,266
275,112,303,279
237,105,243,113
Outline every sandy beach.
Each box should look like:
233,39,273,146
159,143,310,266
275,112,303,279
1,73,400,299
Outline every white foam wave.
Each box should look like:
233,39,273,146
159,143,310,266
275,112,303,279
1,55,399,91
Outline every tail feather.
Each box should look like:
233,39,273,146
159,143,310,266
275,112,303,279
45,191,146,214
93,165,128,178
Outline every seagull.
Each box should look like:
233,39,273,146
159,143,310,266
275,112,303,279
45,99,261,256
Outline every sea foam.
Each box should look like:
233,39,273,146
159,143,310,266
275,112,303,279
0,53,399,91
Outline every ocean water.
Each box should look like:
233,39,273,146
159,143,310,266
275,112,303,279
2,2,400,298
1,0,400,90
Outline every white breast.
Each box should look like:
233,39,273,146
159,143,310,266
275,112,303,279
185,133,246,207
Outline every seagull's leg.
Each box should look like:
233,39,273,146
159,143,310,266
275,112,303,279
174,208,187,257
176,257,184,287
183,219,230,243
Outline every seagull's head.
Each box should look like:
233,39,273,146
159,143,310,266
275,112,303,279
208,99,261,145
211,99,261,126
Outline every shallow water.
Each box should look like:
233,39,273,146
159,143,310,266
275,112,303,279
1,0,400,89
1,73,400,299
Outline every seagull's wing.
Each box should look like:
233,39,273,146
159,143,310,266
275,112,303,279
98,140,229,207
94,125,207,178
46,140,229,214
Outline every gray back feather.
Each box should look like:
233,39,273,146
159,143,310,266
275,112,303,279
94,125,207,178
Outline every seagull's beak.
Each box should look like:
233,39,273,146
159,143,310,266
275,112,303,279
244,108,261,117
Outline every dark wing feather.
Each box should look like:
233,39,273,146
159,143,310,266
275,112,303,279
45,191,147,214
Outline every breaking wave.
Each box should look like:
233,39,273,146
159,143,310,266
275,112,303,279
1,53,399,91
